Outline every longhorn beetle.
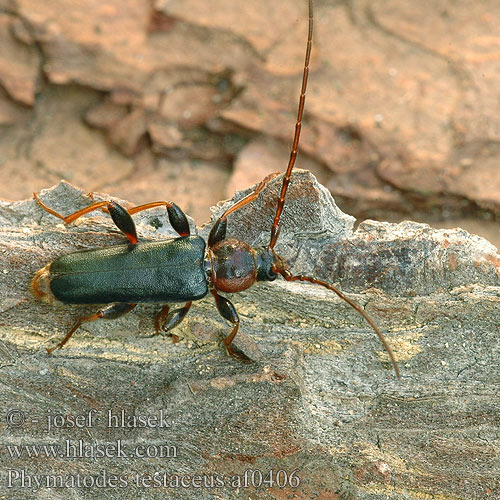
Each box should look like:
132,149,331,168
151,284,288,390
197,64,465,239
31,0,400,379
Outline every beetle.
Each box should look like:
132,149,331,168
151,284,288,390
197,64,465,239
31,0,399,378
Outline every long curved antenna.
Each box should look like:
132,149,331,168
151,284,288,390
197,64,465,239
269,0,313,249
273,263,401,379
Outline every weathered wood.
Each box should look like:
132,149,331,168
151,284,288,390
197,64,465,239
0,173,499,499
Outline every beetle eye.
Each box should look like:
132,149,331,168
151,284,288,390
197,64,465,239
266,269,277,281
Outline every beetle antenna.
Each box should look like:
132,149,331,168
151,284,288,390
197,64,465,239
266,0,398,378
269,0,313,249
272,258,400,379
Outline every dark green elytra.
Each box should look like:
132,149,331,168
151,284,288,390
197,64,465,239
49,236,208,304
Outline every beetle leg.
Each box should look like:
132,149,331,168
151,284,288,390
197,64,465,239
105,202,138,244
154,305,170,335
211,290,242,357
47,303,136,354
154,302,192,343
207,217,227,247
128,202,190,237
34,194,138,244
218,172,280,221
207,172,280,247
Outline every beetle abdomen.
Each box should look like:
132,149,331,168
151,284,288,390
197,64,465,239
34,236,208,304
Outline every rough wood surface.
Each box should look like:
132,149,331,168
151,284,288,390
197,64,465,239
0,172,499,499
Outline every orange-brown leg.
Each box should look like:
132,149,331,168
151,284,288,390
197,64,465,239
154,302,192,343
208,172,280,247
211,290,241,357
154,305,170,335
218,172,280,220
34,194,138,244
47,303,136,354
128,201,190,237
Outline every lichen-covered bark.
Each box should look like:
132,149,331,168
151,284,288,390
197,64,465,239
0,173,499,499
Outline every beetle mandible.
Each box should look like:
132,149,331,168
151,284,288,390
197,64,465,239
31,0,400,378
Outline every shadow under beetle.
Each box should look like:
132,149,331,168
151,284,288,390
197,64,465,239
31,0,400,379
